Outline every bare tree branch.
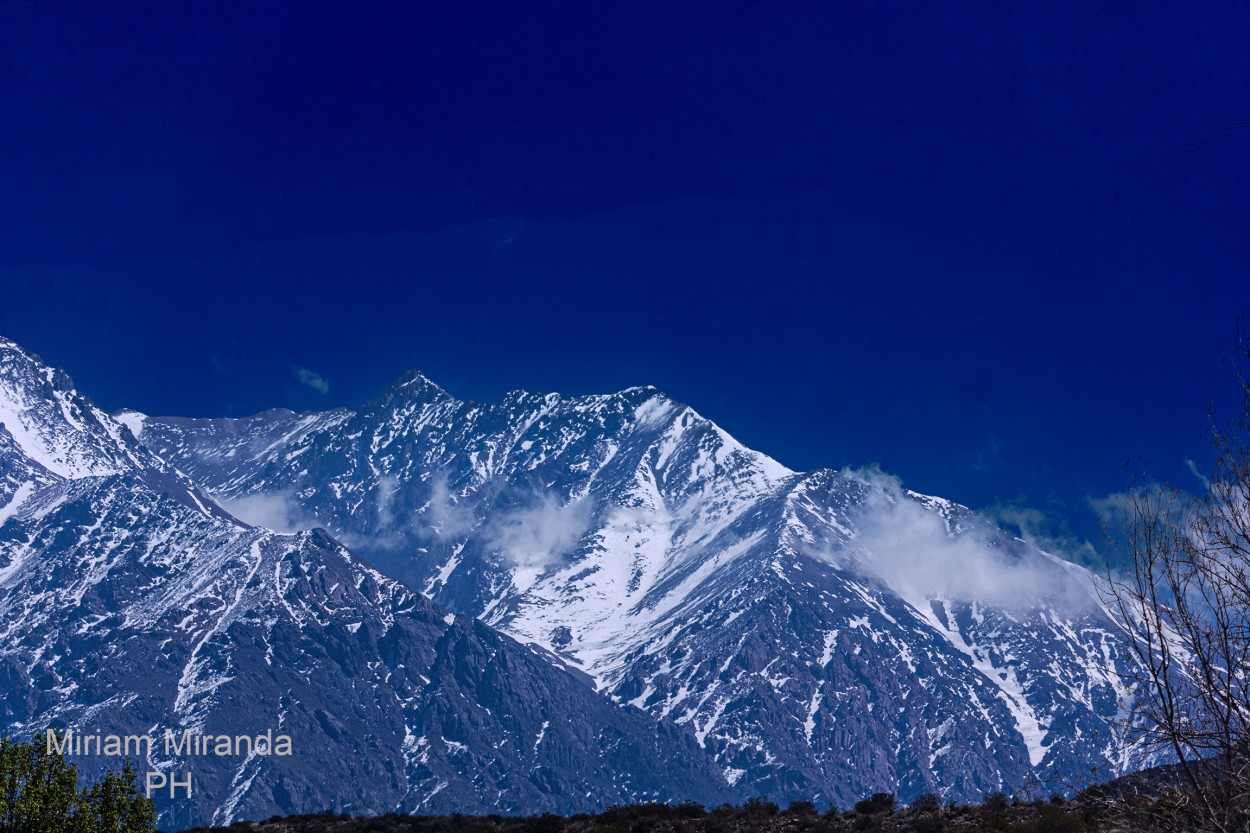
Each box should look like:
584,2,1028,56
1101,325,1250,832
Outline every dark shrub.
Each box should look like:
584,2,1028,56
739,797,780,818
852,813,881,831
983,792,1010,815
1017,802,1085,833
853,793,895,815
526,812,565,833
910,793,941,814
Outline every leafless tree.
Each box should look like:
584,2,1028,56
1105,333,1250,832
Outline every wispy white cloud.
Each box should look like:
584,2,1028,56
840,469,1097,613
485,492,593,573
375,474,399,529
419,471,477,540
217,490,320,533
293,366,330,395
1185,458,1212,490
982,500,1102,570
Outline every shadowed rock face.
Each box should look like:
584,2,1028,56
134,370,1161,807
0,333,1165,823
0,338,733,829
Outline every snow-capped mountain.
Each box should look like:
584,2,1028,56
0,338,733,828
133,370,1156,807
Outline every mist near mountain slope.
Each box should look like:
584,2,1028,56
0,337,734,828
130,369,1159,806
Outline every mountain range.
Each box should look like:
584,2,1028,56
0,337,1157,826
0,338,731,829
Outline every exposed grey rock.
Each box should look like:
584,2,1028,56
0,339,732,828
132,370,1159,807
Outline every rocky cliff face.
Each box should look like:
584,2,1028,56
132,369,1154,807
0,338,732,829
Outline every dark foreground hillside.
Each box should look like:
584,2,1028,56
173,794,1110,833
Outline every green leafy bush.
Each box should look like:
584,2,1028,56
0,733,157,833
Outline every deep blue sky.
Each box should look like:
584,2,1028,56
2,1,1247,552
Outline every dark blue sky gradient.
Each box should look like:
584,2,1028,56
2,1,1247,549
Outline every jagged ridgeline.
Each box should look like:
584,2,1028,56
1,335,1158,827
0,338,732,830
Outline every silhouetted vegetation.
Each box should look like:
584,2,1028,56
1102,332,1250,831
168,789,1160,833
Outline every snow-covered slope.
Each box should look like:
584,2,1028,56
0,337,229,519
135,371,1157,806
0,339,732,828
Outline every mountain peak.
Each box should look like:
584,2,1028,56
0,335,32,357
0,335,48,381
620,384,667,402
357,369,454,416
1,344,737,825
0,336,120,479
384,369,452,399
114,344,1161,811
